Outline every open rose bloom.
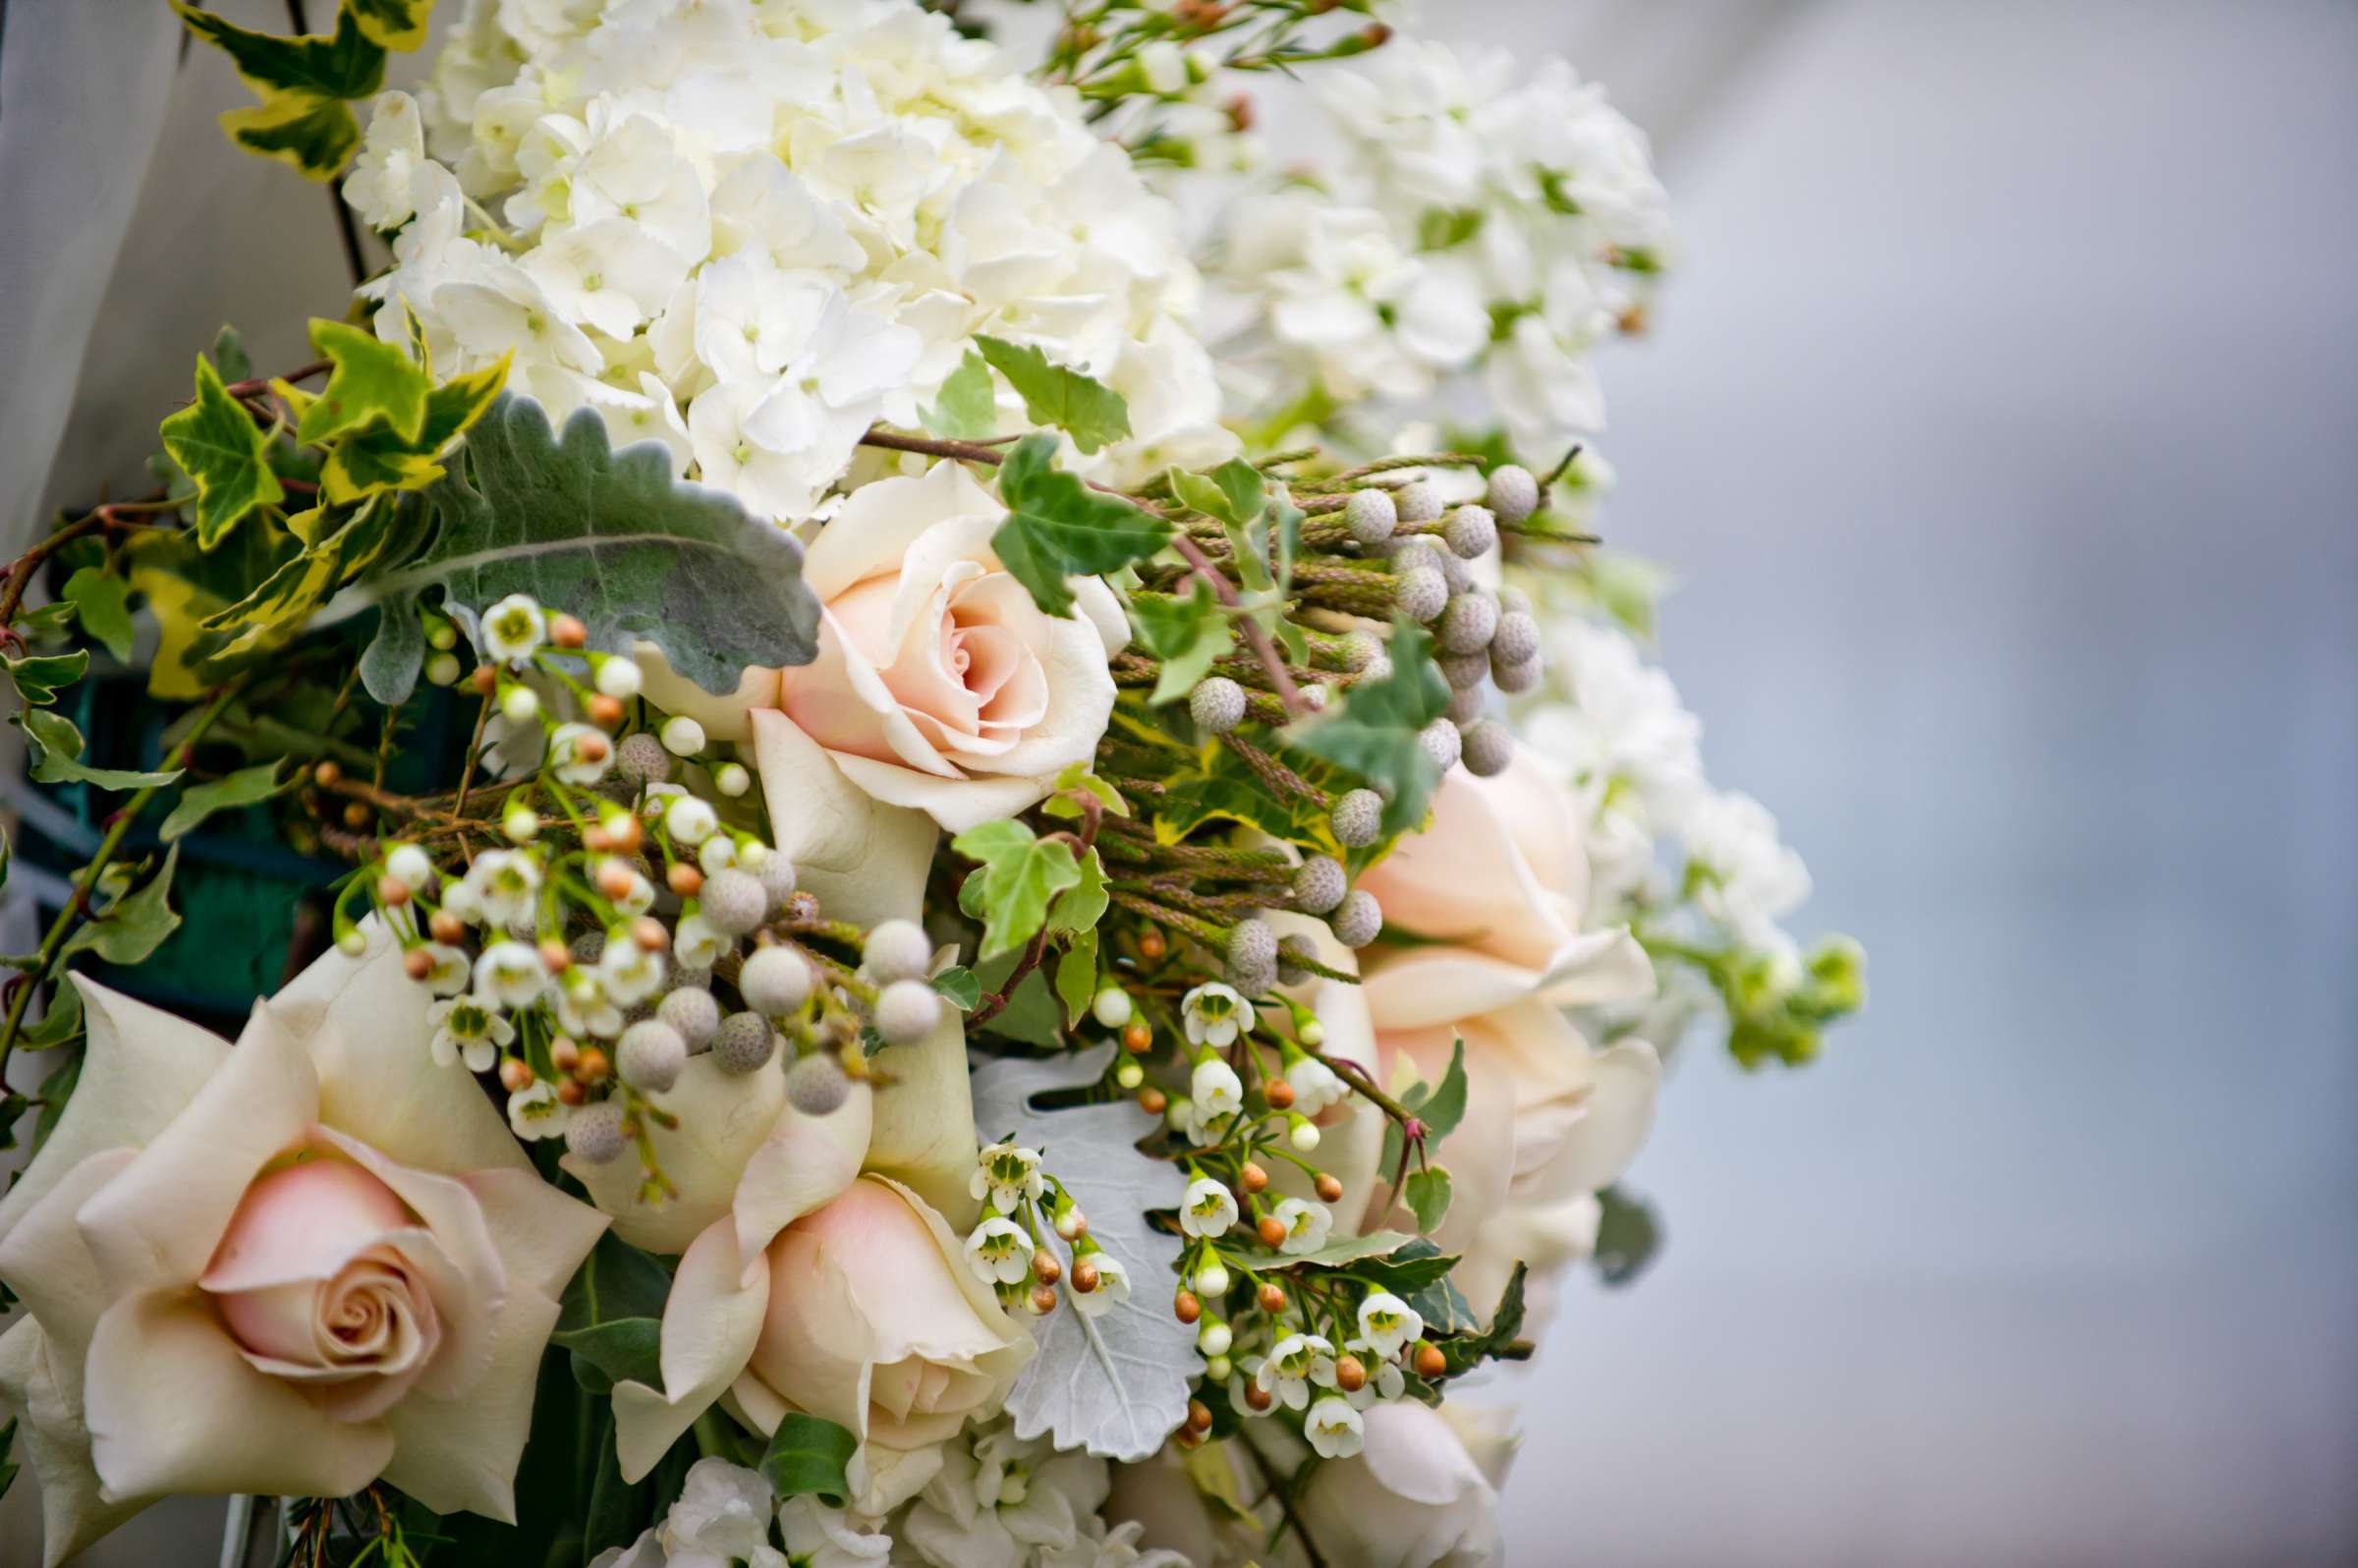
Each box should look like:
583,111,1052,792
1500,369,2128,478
0,934,605,1565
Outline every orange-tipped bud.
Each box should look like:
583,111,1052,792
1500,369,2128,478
402,948,433,981
1257,1214,1288,1250
1174,1290,1202,1324
1187,1399,1213,1432
1257,1281,1286,1315
314,761,343,786
1316,1172,1344,1204
1031,1284,1059,1316
556,1078,587,1106
429,911,466,945
1138,928,1167,961
1140,1088,1167,1116
539,938,572,975
1243,1379,1273,1412
588,693,626,729
1239,1161,1269,1194
1033,1251,1062,1285
551,1036,582,1071
668,862,704,897
1263,1077,1296,1111
1414,1342,1447,1379
498,1058,534,1093
575,1047,611,1085
377,875,411,908
1122,1020,1152,1054
596,860,637,901
1072,1260,1101,1294
471,664,498,696
549,613,588,649
1335,1355,1367,1393
633,917,668,952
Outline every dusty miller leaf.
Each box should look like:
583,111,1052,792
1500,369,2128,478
333,396,820,694
969,1044,1196,1460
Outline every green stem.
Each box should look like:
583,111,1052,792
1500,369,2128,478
0,680,245,1083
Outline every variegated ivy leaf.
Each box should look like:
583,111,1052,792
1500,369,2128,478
969,1044,1197,1460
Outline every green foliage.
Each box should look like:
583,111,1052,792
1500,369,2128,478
1592,1185,1661,1287
18,981,84,1053
974,336,1131,454
1128,582,1234,705
930,966,982,1011
61,569,135,662
953,818,1082,962
922,349,998,441
0,1416,18,1504
202,495,428,665
1282,620,1450,837
1166,459,1266,530
1378,1037,1469,1176
322,356,509,504
1345,1238,1464,1300
1404,1165,1454,1233
1436,1262,1532,1375
991,435,1172,618
552,1232,674,1394
758,1414,858,1509
345,396,820,703
299,319,432,447
1053,927,1099,1028
158,355,283,546
3,649,88,706
14,708,182,791
173,2,430,180
62,847,182,967
160,762,287,841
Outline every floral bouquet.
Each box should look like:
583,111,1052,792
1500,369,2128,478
0,3,1861,1565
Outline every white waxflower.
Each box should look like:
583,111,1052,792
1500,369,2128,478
1180,982,1247,1047
507,1079,569,1142
1254,1332,1338,1412
597,936,665,1006
473,942,546,1011
1072,1252,1129,1319
416,942,471,997
555,975,625,1042
428,994,513,1073
463,848,541,928
1355,1291,1426,1361
965,1215,1035,1286
1284,1053,1348,1118
1189,1056,1245,1121
1180,1176,1238,1240
971,1143,1045,1216
1272,1198,1333,1257
1304,1395,1366,1459
672,913,726,971
548,722,614,787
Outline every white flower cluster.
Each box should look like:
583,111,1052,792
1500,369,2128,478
350,0,1231,522
590,1457,886,1568
1207,36,1669,461
900,1418,1187,1568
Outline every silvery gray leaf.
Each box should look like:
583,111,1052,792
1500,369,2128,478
969,1043,1198,1461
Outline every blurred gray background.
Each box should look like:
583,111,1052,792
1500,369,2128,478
5,1,2355,1564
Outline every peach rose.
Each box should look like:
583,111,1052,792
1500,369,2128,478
641,460,1123,926
0,932,605,1567
609,1175,1031,1516
1329,748,1662,1312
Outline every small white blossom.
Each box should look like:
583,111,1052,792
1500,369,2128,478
1304,1395,1365,1458
383,842,434,893
1355,1291,1425,1360
1284,1053,1348,1118
970,1144,1045,1216
507,1079,569,1141
965,1215,1035,1286
428,995,512,1072
463,849,541,929
1272,1198,1333,1257
548,722,614,787
480,592,547,667
474,941,546,1010
1180,982,1246,1047
672,913,726,971
1190,1056,1244,1120
417,942,471,996
1255,1332,1338,1412
778,1493,891,1568
1072,1252,1129,1319
1342,1336,1408,1410
598,936,665,1006
1180,1176,1238,1240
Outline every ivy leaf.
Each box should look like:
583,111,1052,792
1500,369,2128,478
160,761,287,841
63,847,183,966
970,1044,1197,1460
553,1233,675,1393
922,350,997,441
61,569,135,663
929,967,982,1012
1047,848,1108,938
202,496,426,661
991,434,1171,618
1128,584,1234,706
758,1414,857,1509
173,3,384,180
1344,1237,1462,1299
159,356,284,546
3,649,88,706
208,324,255,384
1419,1038,1470,1143
974,336,1131,454
1592,1185,1662,1288
1249,1231,1415,1271
1281,621,1450,838
334,396,820,696
342,0,436,51
1404,1166,1454,1233
1440,1262,1532,1370
1053,928,1099,1030
323,355,509,504
950,819,1081,962
298,319,431,447
1166,459,1266,530
19,981,84,1053
14,708,181,792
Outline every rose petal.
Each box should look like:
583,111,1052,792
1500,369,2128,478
0,1318,149,1568
83,1289,396,1502
459,1166,611,1300
732,1082,874,1283
859,1014,982,1228
0,1148,139,1359
0,979,229,1254
612,1219,772,1483
563,1049,790,1254
378,1278,567,1523
750,707,939,927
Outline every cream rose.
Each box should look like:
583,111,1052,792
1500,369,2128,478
1323,749,1663,1313
609,1173,1032,1515
0,932,606,1567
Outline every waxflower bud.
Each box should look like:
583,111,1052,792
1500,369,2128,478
659,715,705,756
499,684,539,725
1092,987,1134,1029
595,654,644,699
714,761,751,797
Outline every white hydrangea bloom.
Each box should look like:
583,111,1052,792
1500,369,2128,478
661,1457,776,1561
360,0,1230,522
1681,789,1814,956
898,1418,1112,1568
